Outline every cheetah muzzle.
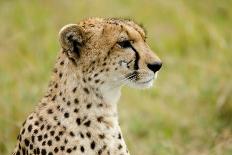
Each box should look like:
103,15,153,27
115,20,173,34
13,17,162,155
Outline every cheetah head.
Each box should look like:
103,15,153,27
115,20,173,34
59,18,162,92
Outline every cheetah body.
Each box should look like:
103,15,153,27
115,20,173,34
13,18,162,155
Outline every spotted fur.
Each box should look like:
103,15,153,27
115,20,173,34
12,17,162,155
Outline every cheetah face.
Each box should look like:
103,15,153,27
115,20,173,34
108,28,162,89
59,18,162,89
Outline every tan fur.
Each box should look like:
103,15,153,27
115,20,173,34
12,17,162,155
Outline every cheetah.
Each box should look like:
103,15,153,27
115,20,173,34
12,17,162,155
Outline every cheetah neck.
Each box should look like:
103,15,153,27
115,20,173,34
39,57,122,132
100,84,121,105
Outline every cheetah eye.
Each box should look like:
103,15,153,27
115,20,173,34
117,40,132,49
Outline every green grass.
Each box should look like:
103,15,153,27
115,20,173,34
0,0,232,154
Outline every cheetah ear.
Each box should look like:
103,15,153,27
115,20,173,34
59,24,85,54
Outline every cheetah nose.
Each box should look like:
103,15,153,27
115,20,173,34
147,61,162,73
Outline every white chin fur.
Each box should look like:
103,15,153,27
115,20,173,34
127,72,158,89
129,79,154,89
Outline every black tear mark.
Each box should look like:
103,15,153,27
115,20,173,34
130,45,140,70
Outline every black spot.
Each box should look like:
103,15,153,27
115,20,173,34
54,147,59,153
47,109,53,114
44,134,48,139
34,129,38,134
59,73,63,78
94,73,98,77
17,135,21,141
53,116,57,121
40,124,44,130
91,141,96,150
52,95,56,101
48,152,53,155
22,121,27,126
46,125,51,130
83,88,89,94
98,103,103,107
59,131,64,136
69,131,75,137
74,108,79,113
98,149,102,155
27,125,32,132
118,144,122,150
47,140,52,146
60,146,65,151
29,144,33,150
24,139,30,146
97,116,103,122
60,61,64,65
86,103,92,109
22,147,26,155
72,87,77,93
55,136,60,141
34,121,39,126
80,132,84,138
18,144,21,149
41,149,46,155
50,130,55,136
33,149,36,154
95,79,100,83
118,133,122,139
86,132,91,138
67,101,71,106
84,120,91,127
36,148,40,154
99,134,105,139
76,118,81,125
39,117,43,121
69,57,77,66
102,145,107,150
74,98,79,104
66,148,72,153
64,112,69,118
80,146,85,152
37,135,42,141
31,135,35,143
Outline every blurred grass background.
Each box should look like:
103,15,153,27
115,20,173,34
0,0,232,155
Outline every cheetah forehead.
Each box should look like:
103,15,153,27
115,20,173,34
79,17,147,39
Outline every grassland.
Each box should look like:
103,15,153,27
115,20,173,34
0,0,232,155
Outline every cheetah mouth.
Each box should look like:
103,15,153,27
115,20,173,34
136,78,154,84
124,71,157,88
